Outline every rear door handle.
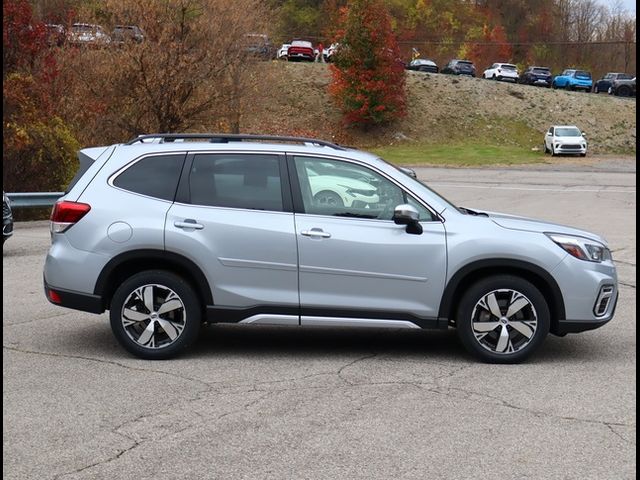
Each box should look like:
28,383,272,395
301,228,331,238
174,219,204,230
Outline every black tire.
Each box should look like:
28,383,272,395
314,190,344,208
110,270,201,359
580,153,586,157
455,275,550,364
594,85,599,93
550,144,556,156
618,86,631,97
543,142,548,154
551,82,557,89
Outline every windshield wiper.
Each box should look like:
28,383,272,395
459,206,489,217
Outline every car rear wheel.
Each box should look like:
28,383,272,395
594,85,599,93
456,276,550,363
110,270,201,359
618,86,631,97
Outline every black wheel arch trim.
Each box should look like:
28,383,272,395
94,249,214,309
438,258,566,323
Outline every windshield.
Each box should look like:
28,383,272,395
533,68,550,73
555,128,582,137
502,64,516,70
458,61,473,66
575,71,591,79
292,41,312,48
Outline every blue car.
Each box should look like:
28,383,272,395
552,69,592,92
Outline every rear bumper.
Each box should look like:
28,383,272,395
44,278,104,314
570,83,592,91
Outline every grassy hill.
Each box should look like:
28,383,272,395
243,62,636,165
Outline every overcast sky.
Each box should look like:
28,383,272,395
610,0,636,14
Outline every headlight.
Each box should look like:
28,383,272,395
546,233,611,262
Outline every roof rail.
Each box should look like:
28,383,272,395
126,133,347,150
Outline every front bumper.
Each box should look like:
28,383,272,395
555,291,618,335
554,144,587,155
551,255,618,335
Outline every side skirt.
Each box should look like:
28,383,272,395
205,305,446,330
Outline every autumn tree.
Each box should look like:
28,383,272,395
329,0,406,128
3,0,79,193
58,0,271,143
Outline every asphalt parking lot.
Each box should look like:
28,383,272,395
3,162,636,480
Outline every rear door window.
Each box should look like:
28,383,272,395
188,153,285,212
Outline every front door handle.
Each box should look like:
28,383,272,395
301,228,331,238
174,219,204,230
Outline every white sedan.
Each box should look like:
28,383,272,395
483,63,519,82
543,125,587,157
307,168,379,208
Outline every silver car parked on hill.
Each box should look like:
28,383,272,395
44,134,617,363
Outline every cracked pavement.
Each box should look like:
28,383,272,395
3,165,636,479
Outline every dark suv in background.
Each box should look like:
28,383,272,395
112,25,144,44
608,76,636,97
594,73,633,94
519,66,553,87
441,59,476,77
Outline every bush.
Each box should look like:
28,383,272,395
3,74,79,192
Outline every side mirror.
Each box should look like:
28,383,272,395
392,204,423,235
399,167,417,179
582,132,587,137
546,132,552,136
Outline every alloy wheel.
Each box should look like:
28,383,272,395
470,289,538,355
121,284,186,349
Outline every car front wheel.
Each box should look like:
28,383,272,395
314,190,344,208
110,270,201,359
456,276,550,363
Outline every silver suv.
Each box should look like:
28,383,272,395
44,134,618,363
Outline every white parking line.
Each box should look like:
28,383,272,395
427,183,636,194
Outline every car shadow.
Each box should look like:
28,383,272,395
48,322,616,365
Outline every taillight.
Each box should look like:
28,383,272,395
50,201,91,233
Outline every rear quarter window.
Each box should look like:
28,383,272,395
113,154,185,201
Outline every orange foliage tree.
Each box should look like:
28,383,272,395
329,0,406,128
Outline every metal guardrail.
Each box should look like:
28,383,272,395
6,192,64,209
